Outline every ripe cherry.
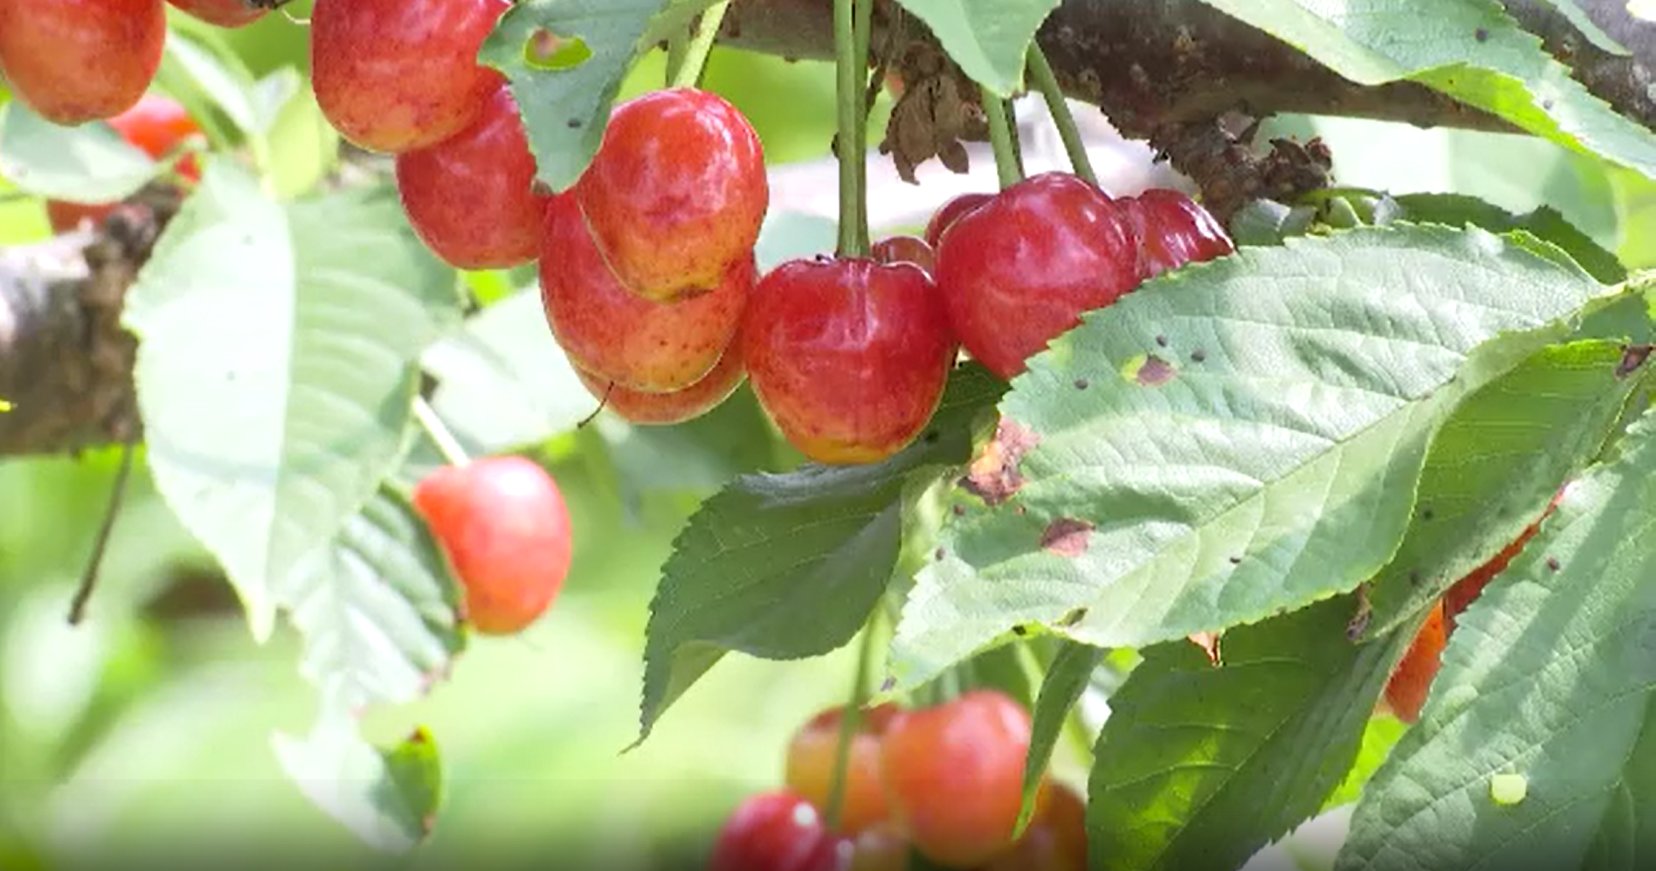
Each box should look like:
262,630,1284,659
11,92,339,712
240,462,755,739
47,94,203,234
575,344,745,426
1117,189,1234,279
396,85,548,269
742,257,955,465
311,0,509,153
923,193,992,248
1384,601,1447,724
411,456,573,636
935,173,1139,379
575,88,767,302
0,0,166,125
984,782,1087,871
880,690,1032,868
785,704,901,836
541,194,751,392
166,0,265,27
710,791,846,871
870,236,936,277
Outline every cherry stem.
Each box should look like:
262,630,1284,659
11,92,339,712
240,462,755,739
981,86,1023,190
413,396,470,467
68,436,136,626
824,609,880,831
671,0,731,90
833,0,871,257
1026,44,1097,186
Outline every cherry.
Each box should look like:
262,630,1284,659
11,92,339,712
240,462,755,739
848,826,909,871
166,0,265,27
411,456,573,636
1116,189,1234,280
934,173,1139,379
880,690,1032,868
575,88,767,302
541,193,752,392
742,257,955,465
785,704,901,836
0,0,166,126
1383,601,1446,724
47,94,203,234
396,85,548,269
575,344,746,426
984,783,1087,871
871,236,936,277
310,0,509,153
710,791,846,871
923,193,992,248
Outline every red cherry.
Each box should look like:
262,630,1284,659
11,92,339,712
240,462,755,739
710,791,847,871
575,88,767,302
1117,189,1234,279
311,0,509,153
166,0,264,27
923,193,992,248
880,690,1032,868
46,202,118,235
742,257,955,465
47,95,202,234
411,456,573,635
0,0,166,125
870,236,936,277
935,173,1139,379
541,194,752,392
1383,601,1447,724
574,344,746,426
396,85,548,269
984,783,1088,871
785,704,901,836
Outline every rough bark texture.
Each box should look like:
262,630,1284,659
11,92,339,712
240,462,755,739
1,0,1653,456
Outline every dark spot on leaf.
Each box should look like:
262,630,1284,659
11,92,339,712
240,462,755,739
1074,378,1089,390
1421,507,1435,521
924,430,940,444
1191,348,1208,363
1542,99,1554,110
880,676,896,692
1547,556,1561,572
1015,505,1027,515
951,504,966,517
566,118,583,129
934,547,945,561
1618,344,1653,378
1409,569,1422,586
1056,607,1088,627
960,418,1040,505
1155,334,1169,347
1012,625,1028,636
1346,585,1373,640
524,28,593,70
1228,555,1242,565
1475,27,1489,41
406,728,430,744
1041,518,1095,557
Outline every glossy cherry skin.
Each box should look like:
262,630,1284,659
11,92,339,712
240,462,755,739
575,343,745,426
411,456,573,636
880,690,1032,868
743,258,955,465
1117,189,1234,280
935,173,1139,379
984,783,1087,871
871,236,936,277
47,95,203,234
0,0,166,125
710,791,847,871
924,193,992,248
166,0,264,26
396,85,548,269
541,194,752,392
575,88,767,302
786,704,901,836
311,0,509,153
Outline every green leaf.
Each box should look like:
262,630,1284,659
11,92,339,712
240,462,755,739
892,225,1608,688
1393,193,1627,283
1324,715,1409,810
0,101,159,202
1196,0,1656,180
1018,640,1101,833
636,365,1004,743
123,162,463,641
480,0,717,192
1088,597,1416,871
890,0,1059,96
157,26,260,136
256,69,342,200
273,486,465,709
1359,340,1642,639
272,714,444,852
1337,410,1656,871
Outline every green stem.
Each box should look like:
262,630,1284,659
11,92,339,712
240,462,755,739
671,0,731,90
981,86,1022,190
413,396,470,467
824,612,880,831
1026,45,1096,186
833,0,869,257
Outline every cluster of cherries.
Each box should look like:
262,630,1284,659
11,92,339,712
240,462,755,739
712,689,1085,871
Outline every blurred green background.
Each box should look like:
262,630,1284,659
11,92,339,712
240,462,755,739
2,6,1654,871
